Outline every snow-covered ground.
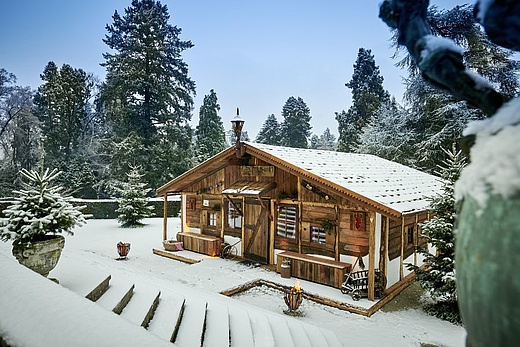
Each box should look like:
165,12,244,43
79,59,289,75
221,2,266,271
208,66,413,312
0,217,466,346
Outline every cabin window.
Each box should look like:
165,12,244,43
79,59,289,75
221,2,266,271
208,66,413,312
310,226,326,244
208,212,217,227
407,226,414,244
228,201,242,229
277,205,297,239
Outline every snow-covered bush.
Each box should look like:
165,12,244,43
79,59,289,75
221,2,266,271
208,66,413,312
0,168,86,246
407,145,465,324
114,166,154,227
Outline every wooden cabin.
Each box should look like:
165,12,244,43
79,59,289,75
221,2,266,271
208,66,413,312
156,142,443,300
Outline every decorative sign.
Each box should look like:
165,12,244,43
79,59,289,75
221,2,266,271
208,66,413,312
351,212,365,231
240,165,275,177
203,199,209,207
188,198,196,210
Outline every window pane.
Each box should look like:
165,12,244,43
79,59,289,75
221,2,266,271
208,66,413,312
228,202,242,229
277,206,296,239
311,226,326,244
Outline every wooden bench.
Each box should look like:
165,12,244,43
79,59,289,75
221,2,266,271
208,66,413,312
276,251,352,288
176,232,222,257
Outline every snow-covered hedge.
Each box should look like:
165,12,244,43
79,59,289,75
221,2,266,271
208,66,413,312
0,198,180,220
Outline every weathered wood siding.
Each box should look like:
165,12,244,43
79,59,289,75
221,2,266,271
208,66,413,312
300,204,336,257
338,208,370,257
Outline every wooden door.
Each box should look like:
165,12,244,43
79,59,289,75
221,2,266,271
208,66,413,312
243,198,270,263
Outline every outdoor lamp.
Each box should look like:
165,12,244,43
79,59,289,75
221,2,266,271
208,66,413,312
231,107,245,145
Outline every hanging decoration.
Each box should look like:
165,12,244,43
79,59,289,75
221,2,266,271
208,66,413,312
301,180,336,203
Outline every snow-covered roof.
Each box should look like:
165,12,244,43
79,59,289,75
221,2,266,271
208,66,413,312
247,142,443,214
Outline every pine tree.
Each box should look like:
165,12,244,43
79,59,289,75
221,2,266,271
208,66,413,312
255,114,281,145
98,0,196,190
394,4,520,172
34,62,94,165
114,166,154,227
357,97,414,165
99,0,195,138
335,110,359,152
195,89,226,162
280,96,312,148
407,145,465,324
337,48,389,152
310,128,337,151
0,168,86,246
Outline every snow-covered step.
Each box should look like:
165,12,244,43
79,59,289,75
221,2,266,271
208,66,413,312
203,301,230,347
301,324,331,347
267,315,296,347
96,277,135,314
174,297,207,347
286,319,313,347
147,293,185,342
49,256,110,299
248,311,275,347
120,285,161,328
228,306,254,347
320,327,343,347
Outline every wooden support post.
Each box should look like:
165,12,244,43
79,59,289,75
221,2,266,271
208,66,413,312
220,195,225,240
334,205,340,261
414,214,418,266
269,200,276,265
383,216,389,284
240,196,245,258
162,194,168,241
400,216,405,280
225,195,243,216
298,201,303,254
368,212,376,301
379,215,388,280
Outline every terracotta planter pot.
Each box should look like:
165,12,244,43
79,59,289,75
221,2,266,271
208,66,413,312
12,235,65,277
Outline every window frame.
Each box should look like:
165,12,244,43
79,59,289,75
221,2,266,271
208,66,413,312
276,205,297,240
227,201,242,230
310,225,326,244
207,212,217,227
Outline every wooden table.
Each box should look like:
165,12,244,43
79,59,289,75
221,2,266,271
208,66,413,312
276,251,352,288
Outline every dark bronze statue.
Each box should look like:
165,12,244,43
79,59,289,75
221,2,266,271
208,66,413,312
379,1,520,346
379,0,507,116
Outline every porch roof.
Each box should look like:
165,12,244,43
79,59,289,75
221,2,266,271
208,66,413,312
221,181,277,197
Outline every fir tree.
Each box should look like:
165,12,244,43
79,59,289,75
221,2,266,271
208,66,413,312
99,0,195,138
255,114,281,145
195,89,226,162
280,96,312,148
394,4,520,172
34,62,94,166
357,97,414,165
407,145,465,324
335,110,359,152
310,128,337,151
0,168,86,246
114,166,154,227
337,48,389,152
98,0,196,190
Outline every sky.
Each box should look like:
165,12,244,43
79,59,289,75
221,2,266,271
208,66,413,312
0,0,470,139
